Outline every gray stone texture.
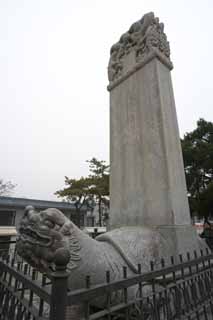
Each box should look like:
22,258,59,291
17,207,207,309
108,12,171,85
109,56,190,228
108,12,208,261
17,208,174,306
16,14,209,315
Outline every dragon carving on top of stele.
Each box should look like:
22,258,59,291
108,12,172,84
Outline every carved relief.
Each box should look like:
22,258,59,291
108,12,171,83
16,206,81,271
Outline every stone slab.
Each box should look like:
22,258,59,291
110,57,190,228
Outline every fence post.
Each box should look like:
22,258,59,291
49,249,70,320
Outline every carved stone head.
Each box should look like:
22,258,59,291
17,206,80,272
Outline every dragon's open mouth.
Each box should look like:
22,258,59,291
19,227,52,247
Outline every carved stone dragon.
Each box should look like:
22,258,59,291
16,206,208,318
108,12,171,84
17,206,170,293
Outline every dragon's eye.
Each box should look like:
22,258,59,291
44,219,55,229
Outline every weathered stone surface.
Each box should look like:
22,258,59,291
17,206,207,280
108,12,207,261
16,207,165,279
18,207,197,304
156,225,207,260
110,56,190,228
108,12,172,87
17,206,208,311
16,13,208,314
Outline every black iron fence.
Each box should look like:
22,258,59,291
1,246,213,320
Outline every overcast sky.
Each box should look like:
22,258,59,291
0,0,213,200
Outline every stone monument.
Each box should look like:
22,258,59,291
16,13,207,309
108,12,206,256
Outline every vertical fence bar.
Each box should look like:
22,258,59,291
84,275,91,320
137,263,143,318
49,252,70,320
122,266,128,320
171,255,181,320
161,258,170,319
39,274,46,317
106,270,111,320
150,261,159,320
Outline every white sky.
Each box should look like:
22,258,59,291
0,0,213,200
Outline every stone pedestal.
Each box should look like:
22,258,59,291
108,12,190,229
156,225,207,259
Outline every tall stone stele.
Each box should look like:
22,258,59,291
108,12,204,253
16,15,208,312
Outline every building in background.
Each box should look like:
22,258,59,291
0,196,88,230
0,196,109,246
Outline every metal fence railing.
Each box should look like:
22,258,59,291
0,240,17,259
67,249,213,319
1,245,213,320
0,254,52,319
